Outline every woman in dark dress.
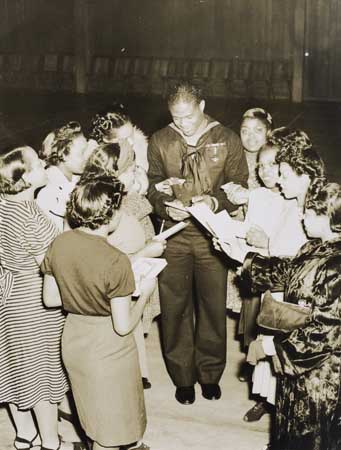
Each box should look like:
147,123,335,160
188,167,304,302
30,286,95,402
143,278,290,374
216,180,341,448
241,182,341,450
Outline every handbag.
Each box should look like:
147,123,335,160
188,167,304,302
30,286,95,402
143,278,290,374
256,290,311,333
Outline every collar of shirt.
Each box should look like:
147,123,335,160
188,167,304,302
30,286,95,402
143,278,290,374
46,166,79,197
169,116,220,146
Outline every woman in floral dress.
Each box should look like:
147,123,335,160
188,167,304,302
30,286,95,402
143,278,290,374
239,182,341,450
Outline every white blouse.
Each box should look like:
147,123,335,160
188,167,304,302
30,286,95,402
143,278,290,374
36,166,78,232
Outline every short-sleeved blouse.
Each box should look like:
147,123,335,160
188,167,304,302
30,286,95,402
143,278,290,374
41,229,135,316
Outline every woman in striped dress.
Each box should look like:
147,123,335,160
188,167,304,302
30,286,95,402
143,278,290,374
0,146,74,450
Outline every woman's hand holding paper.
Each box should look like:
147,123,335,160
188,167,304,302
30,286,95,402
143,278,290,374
222,182,250,205
143,240,167,258
139,277,157,299
155,179,173,196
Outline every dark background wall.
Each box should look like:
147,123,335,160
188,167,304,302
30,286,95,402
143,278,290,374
0,0,294,59
0,0,74,53
0,0,340,101
87,0,294,60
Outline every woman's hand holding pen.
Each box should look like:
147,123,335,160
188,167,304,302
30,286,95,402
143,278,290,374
246,224,269,249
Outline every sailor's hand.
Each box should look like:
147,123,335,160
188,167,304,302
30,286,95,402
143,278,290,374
165,200,190,221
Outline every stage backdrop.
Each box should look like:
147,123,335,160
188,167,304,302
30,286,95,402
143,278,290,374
0,0,340,101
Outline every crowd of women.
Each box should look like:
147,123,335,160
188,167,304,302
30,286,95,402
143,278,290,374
0,82,339,450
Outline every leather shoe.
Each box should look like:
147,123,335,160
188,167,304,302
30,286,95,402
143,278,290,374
200,383,221,400
175,386,195,405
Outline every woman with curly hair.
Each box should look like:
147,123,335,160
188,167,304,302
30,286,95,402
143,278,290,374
37,121,90,231
221,108,274,387
79,142,165,389
270,127,326,208
89,103,149,195
0,146,75,450
36,121,93,443
217,182,341,450
42,176,155,450
241,128,326,423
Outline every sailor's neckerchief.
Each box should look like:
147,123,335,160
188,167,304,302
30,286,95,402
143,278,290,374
169,118,220,197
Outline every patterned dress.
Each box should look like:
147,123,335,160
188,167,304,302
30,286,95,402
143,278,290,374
0,198,68,409
243,238,341,450
109,192,160,333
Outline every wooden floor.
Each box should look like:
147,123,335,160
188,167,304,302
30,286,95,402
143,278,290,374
0,316,270,450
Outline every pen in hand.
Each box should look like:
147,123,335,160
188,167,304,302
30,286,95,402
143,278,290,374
159,219,165,234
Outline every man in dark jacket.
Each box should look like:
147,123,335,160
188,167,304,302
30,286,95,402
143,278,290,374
147,82,248,404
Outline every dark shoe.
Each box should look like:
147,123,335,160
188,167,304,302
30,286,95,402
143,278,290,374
58,409,77,424
175,386,195,404
58,408,87,445
243,401,269,422
200,383,221,400
14,432,40,450
126,443,150,450
142,377,152,389
238,362,252,382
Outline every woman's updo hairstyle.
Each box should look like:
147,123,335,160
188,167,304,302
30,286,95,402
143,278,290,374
41,121,83,166
80,143,120,183
270,127,326,202
67,175,125,230
269,127,325,180
269,127,312,151
305,182,341,233
0,146,34,194
242,108,273,132
89,103,130,143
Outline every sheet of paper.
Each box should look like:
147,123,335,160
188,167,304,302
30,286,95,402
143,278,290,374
132,257,167,280
186,203,248,240
220,181,238,191
131,257,167,297
153,221,188,241
186,203,217,234
213,210,248,239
